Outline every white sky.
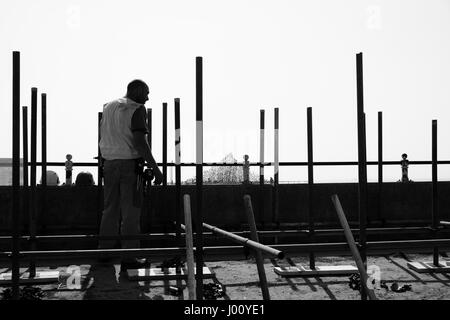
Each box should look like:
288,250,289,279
1,0,449,183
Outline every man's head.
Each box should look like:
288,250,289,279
126,79,149,104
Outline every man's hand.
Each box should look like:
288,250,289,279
153,168,163,185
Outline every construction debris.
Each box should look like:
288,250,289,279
1,286,44,300
156,257,185,270
391,283,412,293
203,283,226,300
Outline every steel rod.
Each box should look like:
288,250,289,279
163,102,167,186
97,112,103,230
20,159,450,167
259,109,265,226
175,98,181,245
356,52,368,300
11,51,21,300
273,108,279,229
202,223,284,259
22,106,29,236
378,111,383,225
244,195,270,300
195,56,204,299
41,93,47,238
0,225,445,242
2,238,450,261
162,102,168,235
432,120,439,266
307,107,315,269
29,87,38,277
183,195,196,300
332,194,377,300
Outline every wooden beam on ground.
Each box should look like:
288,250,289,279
0,271,60,285
407,261,450,273
274,265,358,277
127,267,214,281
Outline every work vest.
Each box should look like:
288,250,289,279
99,97,142,160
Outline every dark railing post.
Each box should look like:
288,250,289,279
12,51,21,300
195,56,204,300
307,107,315,270
431,120,439,266
356,52,368,300
174,98,181,245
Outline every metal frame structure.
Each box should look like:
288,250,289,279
5,51,450,301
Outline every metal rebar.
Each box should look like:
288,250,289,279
29,86,38,277
175,98,181,245
307,106,315,269
11,51,21,300
378,111,383,225
243,195,270,300
356,52,368,300
202,223,284,259
332,194,377,300
183,195,196,300
432,120,439,266
195,56,204,299
259,109,265,226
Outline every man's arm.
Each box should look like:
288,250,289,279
131,106,163,184
133,131,158,170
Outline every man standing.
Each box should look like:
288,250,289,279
98,79,163,271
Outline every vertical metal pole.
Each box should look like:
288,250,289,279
273,108,279,230
377,111,383,226
41,93,47,236
97,112,103,230
147,108,152,150
174,98,181,245
12,51,21,300
243,195,270,300
431,120,439,266
22,107,29,241
29,87,38,277
195,56,204,300
307,107,315,270
162,102,168,234
146,108,152,233
356,52,368,300
41,94,47,186
259,110,265,226
163,103,168,186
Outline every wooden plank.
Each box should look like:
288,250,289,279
127,266,214,281
274,265,358,277
407,261,450,273
0,271,60,284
